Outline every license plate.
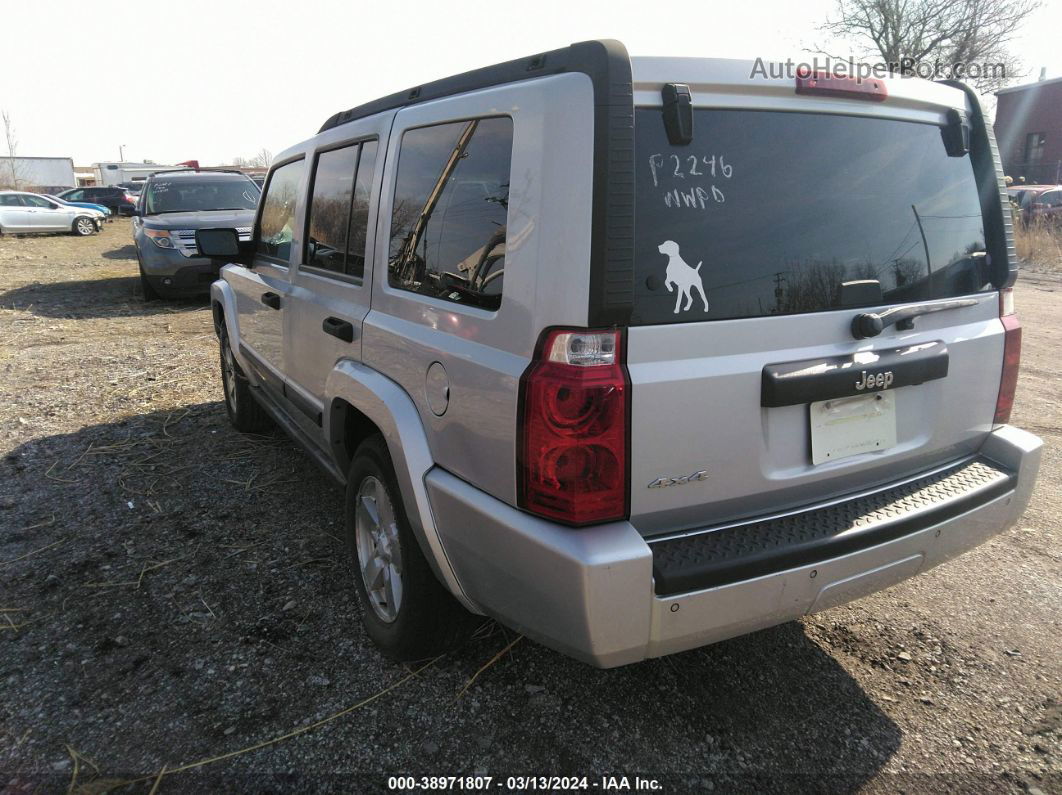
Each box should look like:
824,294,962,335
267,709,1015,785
810,392,897,465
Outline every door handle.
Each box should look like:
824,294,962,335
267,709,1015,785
260,292,281,310
322,316,355,343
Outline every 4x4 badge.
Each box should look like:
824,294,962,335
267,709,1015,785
648,470,709,489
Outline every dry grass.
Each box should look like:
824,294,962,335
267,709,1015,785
1014,220,1062,269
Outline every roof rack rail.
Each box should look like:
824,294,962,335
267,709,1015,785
147,167,251,177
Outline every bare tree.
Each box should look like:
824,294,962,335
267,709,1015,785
1,109,27,190
249,148,273,168
820,0,1040,92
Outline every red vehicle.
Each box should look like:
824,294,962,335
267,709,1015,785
1009,184,1062,226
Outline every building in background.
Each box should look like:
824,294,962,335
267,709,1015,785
73,166,97,187
995,72,1062,185
0,156,76,192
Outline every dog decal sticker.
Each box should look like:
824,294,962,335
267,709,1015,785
658,240,709,314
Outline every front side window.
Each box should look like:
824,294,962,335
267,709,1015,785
23,195,53,208
255,159,304,263
633,109,991,324
64,190,84,201
144,179,258,215
388,117,512,310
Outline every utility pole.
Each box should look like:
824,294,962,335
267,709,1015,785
119,144,125,162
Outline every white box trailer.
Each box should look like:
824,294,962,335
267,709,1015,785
93,162,175,186
0,156,76,191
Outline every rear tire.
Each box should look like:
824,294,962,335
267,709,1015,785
72,216,95,236
345,434,478,660
219,325,272,433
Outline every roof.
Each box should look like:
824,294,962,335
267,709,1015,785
318,39,627,134
0,155,73,162
995,75,1062,96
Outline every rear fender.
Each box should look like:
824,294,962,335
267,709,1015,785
324,361,479,613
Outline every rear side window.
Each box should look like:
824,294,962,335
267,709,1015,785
633,109,992,324
388,117,512,310
0,195,24,206
306,145,358,274
303,139,377,279
256,159,304,263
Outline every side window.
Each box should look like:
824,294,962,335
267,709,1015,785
255,159,303,263
305,144,358,274
65,190,84,201
347,140,377,280
388,117,512,310
0,195,23,206
24,195,52,208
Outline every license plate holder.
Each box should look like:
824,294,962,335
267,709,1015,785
810,392,897,465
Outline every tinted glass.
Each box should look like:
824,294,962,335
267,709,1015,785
388,117,512,310
145,178,258,214
23,195,52,208
306,145,357,273
256,159,303,263
347,140,377,279
634,109,991,324
0,195,23,206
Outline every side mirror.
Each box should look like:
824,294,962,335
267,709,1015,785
196,227,241,257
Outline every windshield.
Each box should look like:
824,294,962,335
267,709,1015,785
633,109,991,324
144,179,259,215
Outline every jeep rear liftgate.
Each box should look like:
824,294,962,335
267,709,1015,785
625,103,1008,536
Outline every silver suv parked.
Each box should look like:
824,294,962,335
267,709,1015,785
199,41,1041,667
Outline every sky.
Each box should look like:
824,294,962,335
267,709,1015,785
2,0,1060,167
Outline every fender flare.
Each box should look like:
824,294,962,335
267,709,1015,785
324,360,480,614
209,277,247,370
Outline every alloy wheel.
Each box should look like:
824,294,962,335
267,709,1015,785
354,475,404,623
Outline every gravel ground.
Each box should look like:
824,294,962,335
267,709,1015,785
0,221,1058,793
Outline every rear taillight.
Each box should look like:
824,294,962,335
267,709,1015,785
518,329,629,526
994,287,1022,425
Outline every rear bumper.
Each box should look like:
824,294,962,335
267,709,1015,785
427,425,1041,668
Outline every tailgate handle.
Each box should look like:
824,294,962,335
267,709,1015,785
260,292,281,310
852,297,979,339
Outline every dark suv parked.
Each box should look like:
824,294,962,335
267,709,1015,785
132,169,260,299
57,186,138,217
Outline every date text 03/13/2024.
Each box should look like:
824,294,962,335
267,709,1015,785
386,775,664,791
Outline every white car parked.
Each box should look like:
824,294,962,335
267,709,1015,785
0,190,102,236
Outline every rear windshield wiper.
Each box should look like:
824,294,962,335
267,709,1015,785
852,297,980,339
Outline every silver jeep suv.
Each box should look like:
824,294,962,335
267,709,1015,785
201,40,1041,667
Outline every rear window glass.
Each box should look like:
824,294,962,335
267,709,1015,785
633,109,991,324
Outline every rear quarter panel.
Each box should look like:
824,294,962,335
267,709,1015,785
363,72,596,505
